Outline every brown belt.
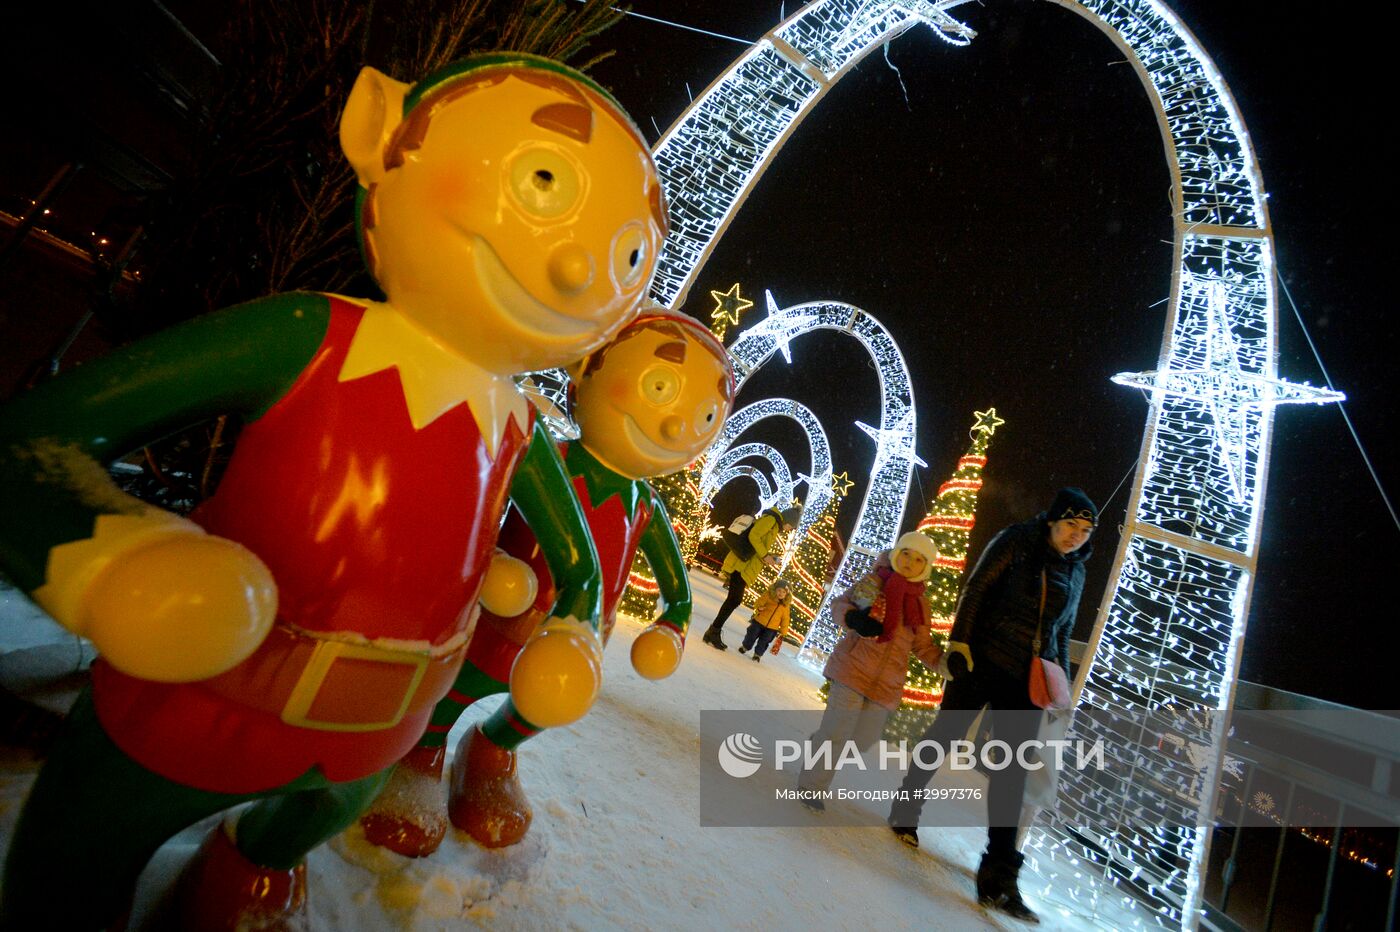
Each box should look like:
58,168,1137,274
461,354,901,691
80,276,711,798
201,624,463,732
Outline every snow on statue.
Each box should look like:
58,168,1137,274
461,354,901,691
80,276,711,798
0,53,665,929
362,308,736,855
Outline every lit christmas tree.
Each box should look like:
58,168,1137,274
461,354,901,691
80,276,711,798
783,473,850,644
899,408,1004,714
618,454,709,622
918,407,1004,631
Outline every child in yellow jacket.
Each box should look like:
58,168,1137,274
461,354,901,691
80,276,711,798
737,580,793,663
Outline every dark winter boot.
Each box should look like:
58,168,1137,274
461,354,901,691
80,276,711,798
702,626,727,650
976,849,1039,923
890,824,919,849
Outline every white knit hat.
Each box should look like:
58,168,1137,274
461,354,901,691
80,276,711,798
893,531,938,582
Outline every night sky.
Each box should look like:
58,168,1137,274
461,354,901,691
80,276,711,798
584,0,1396,708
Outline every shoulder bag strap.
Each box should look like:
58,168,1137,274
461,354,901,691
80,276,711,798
1031,568,1047,654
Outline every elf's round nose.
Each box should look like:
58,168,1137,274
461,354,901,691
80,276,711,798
660,415,684,441
548,243,594,294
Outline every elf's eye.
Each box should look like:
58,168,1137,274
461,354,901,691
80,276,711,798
694,400,719,435
613,224,648,287
508,149,580,218
640,365,679,404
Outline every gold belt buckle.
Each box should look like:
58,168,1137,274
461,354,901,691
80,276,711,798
281,640,429,732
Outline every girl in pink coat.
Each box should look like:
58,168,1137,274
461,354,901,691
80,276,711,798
796,532,943,807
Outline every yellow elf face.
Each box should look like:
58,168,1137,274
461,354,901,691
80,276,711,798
572,323,732,479
345,64,666,374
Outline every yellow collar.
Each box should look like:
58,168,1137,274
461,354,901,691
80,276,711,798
338,301,529,457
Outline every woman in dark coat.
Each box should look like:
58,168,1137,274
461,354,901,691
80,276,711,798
888,487,1097,924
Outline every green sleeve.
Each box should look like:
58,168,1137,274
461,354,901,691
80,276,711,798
509,421,604,627
637,490,691,631
0,293,331,591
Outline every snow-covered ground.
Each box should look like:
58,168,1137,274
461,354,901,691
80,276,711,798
0,572,1138,930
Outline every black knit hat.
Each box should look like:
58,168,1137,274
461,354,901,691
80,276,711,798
1048,487,1098,525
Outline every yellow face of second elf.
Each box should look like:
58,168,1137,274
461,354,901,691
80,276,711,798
573,326,731,479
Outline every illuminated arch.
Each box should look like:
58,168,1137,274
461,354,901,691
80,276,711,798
650,1,1342,926
702,442,796,510
709,463,778,508
702,398,834,569
724,294,921,656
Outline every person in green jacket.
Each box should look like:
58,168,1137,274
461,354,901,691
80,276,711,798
702,504,801,650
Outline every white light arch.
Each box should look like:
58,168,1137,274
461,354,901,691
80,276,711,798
701,397,835,570
702,442,796,510
709,462,778,509
648,1,1342,927
724,294,921,658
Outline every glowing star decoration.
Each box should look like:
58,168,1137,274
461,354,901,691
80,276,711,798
972,407,1004,435
831,471,854,498
1113,280,1342,501
856,409,926,470
639,1,1342,926
708,282,754,339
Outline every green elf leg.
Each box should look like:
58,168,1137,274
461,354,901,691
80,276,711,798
1,691,250,929
1,688,394,930
174,764,389,929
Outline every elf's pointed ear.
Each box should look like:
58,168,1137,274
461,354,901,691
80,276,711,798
340,67,411,188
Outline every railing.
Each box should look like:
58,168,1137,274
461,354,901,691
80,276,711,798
1063,640,1399,931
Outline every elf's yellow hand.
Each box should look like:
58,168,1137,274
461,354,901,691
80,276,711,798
630,623,683,680
479,550,538,618
83,534,277,682
509,616,603,727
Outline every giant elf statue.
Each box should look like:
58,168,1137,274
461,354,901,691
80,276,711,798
362,308,736,855
0,53,667,929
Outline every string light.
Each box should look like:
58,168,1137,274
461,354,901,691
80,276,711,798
717,293,918,663
783,486,846,640
646,0,978,308
618,455,711,622
880,408,1001,742
701,441,796,510
699,396,835,571
709,281,754,341
1113,278,1342,503
917,407,1002,627
516,369,579,441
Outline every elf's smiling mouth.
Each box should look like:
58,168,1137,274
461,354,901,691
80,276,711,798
622,414,678,461
471,236,594,338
